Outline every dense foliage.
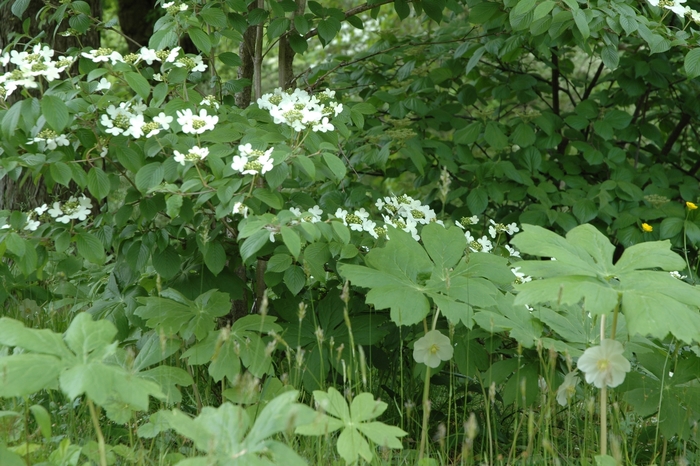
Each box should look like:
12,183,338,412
2,0,700,464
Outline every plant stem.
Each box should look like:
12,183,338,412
599,312,607,456
418,365,431,461
87,398,108,466
601,384,608,456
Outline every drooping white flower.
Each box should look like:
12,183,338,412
413,330,454,368
577,339,631,389
556,372,580,406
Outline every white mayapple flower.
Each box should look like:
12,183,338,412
577,339,631,389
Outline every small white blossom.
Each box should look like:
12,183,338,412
556,372,580,406
95,78,111,92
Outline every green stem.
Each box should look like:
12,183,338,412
87,399,108,466
601,384,608,456
418,365,431,461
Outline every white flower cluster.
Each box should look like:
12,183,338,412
0,44,74,97
0,204,49,232
643,0,700,23
176,108,218,134
163,1,188,13
257,88,343,132
457,218,520,257
100,102,174,138
290,206,323,224
27,129,70,151
231,144,274,175
47,195,93,224
82,45,206,74
174,146,209,165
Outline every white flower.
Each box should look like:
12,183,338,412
556,372,580,406
511,267,532,283
335,208,348,224
176,108,218,134
124,114,145,138
190,55,207,72
174,145,209,165
413,330,454,368
81,47,124,65
258,153,274,174
231,155,249,173
577,339,631,389
488,225,498,238
312,116,334,132
95,78,111,92
232,202,248,218
162,1,175,7
477,235,493,253
153,112,173,129
29,129,69,150
289,207,302,217
505,222,520,235
505,245,520,257
165,47,181,63
307,205,323,223
47,196,92,223
153,73,163,81
138,47,160,65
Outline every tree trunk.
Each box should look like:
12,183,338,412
0,0,102,211
116,0,156,52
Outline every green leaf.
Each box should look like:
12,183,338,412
533,0,555,20
240,229,270,262
41,95,70,132
484,121,508,150
467,187,488,215
322,153,346,181
124,72,151,101
153,246,181,279
685,49,700,78
614,240,685,273
601,44,619,70
87,167,111,200
74,231,106,265
29,405,52,440
281,226,301,259
135,289,230,340
512,0,536,17
203,241,226,275
284,265,306,295
0,354,63,397
187,27,212,53
422,223,466,270
267,17,290,39
572,9,589,38
11,0,30,17
317,17,341,44
135,162,164,193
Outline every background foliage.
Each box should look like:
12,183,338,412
2,0,700,464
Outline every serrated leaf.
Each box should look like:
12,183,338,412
685,49,700,78
74,232,106,264
87,167,111,200
125,72,151,101
187,27,212,53
41,95,70,132
204,241,226,275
